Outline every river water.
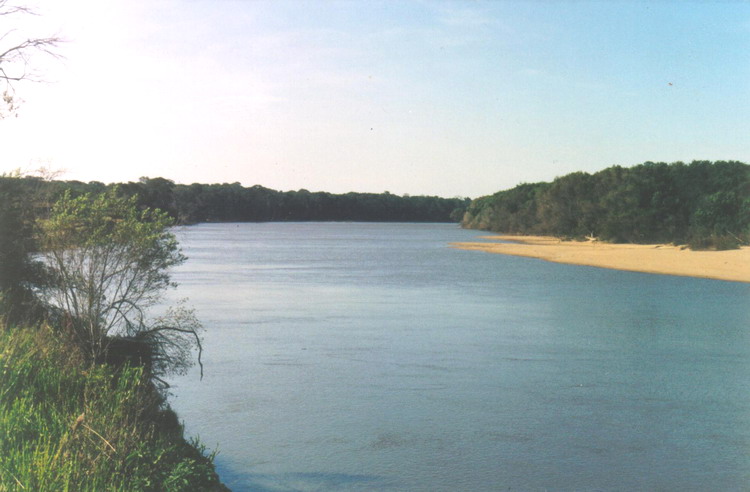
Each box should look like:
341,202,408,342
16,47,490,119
167,222,750,491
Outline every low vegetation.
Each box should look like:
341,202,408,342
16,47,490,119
462,160,750,250
0,323,226,491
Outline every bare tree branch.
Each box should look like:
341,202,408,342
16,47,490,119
0,1,63,117
141,323,204,379
0,0,33,16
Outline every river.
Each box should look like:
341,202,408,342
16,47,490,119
167,222,750,491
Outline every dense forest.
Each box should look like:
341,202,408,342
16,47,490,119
0,176,469,224
462,160,750,249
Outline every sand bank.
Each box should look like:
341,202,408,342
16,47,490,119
452,235,750,283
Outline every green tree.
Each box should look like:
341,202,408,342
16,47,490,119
38,188,202,379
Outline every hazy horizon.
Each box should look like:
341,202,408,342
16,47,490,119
3,1,749,198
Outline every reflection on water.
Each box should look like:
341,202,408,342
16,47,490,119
216,470,394,492
168,223,750,491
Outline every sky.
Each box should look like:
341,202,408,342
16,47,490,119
2,1,749,198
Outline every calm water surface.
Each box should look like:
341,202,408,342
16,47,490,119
167,222,750,491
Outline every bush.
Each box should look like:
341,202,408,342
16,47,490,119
687,234,742,251
38,189,203,382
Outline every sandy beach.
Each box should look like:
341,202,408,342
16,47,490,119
452,235,750,283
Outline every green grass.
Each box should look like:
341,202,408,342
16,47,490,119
0,324,227,491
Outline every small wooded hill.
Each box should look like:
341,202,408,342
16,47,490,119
462,161,750,249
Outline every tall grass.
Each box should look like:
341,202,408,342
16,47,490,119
0,324,227,491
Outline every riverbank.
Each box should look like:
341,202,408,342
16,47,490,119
0,324,228,491
452,235,750,283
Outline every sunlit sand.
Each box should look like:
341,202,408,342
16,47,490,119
452,235,750,283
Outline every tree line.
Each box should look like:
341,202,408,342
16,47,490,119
0,176,470,224
462,160,750,249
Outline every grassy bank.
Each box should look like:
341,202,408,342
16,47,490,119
0,323,228,491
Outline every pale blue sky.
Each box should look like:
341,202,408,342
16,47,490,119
3,1,749,197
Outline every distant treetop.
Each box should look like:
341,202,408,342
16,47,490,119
461,160,750,250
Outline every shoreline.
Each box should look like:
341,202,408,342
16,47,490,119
452,235,750,284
